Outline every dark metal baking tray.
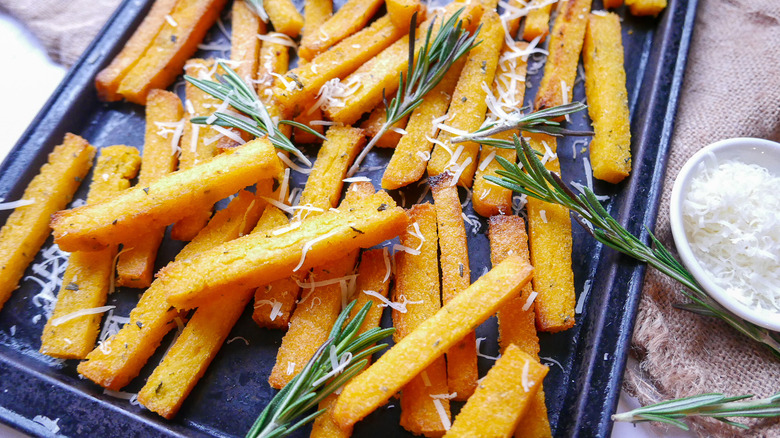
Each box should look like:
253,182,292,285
0,0,697,436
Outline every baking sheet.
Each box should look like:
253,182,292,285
0,0,698,436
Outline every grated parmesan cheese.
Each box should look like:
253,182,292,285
50,306,115,327
683,160,780,315
0,198,35,210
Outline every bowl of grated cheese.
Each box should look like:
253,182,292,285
670,137,780,332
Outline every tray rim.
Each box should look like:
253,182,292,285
0,0,698,436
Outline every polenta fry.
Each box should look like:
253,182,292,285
444,345,548,437
331,255,533,429
231,0,266,83
40,146,140,359
161,191,408,310
265,0,305,37
0,133,94,310
77,190,263,390
299,0,386,60
625,0,666,16
51,138,281,252
116,89,183,288
522,0,554,42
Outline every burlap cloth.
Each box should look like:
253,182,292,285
2,0,779,435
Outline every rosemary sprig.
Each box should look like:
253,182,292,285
612,392,780,430
184,62,324,165
450,102,592,148
484,136,780,357
246,300,394,438
346,9,480,176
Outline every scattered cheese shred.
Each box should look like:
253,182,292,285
294,230,341,271
522,291,538,312
0,198,35,210
50,305,116,327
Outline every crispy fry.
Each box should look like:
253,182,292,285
381,59,464,190
298,126,365,214
604,0,623,8
299,0,385,60
272,15,407,113
393,204,451,437
500,0,524,38
303,0,333,33
533,0,592,111
51,138,281,252
95,0,178,101
138,285,253,419
625,0,665,16
231,1,266,83
268,187,371,388
0,134,94,310
268,250,358,388
488,215,552,438
324,3,482,125
472,40,528,217
256,37,291,97
427,10,504,188
171,58,224,241
265,0,305,37
311,246,390,438
77,190,263,390
445,345,548,438
40,146,141,359
138,198,282,418
161,191,408,310
583,12,631,184
524,133,575,332
116,0,229,104
361,104,409,149
116,90,183,288
429,174,477,401
387,0,424,30
251,206,302,329
331,255,533,429
522,0,554,42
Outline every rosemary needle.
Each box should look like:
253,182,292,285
612,392,780,430
346,9,481,176
484,135,780,357
246,300,394,438
184,62,324,165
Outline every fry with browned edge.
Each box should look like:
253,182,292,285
51,138,281,252
0,134,94,311
331,255,533,429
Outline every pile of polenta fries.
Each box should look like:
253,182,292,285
0,0,666,435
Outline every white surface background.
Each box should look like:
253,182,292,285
0,10,693,438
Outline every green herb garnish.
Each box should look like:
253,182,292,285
347,9,481,176
484,135,780,357
246,300,394,438
613,392,780,430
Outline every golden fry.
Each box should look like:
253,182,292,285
393,204,451,437
381,59,464,190
583,12,631,183
95,0,178,101
445,345,548,438
273,15,407,113
231,0,266,83
77,190,263,390
361,104,409,149
324,3,482,125
51,138,281,252
488,215,552,438
292,106,326,144
625,0,666,16
427,10,504,188
265,0,305,37
533,0,592,111
161,191,408,310
116,0,229,104
604,0,623,8
298,126,365,213
331,255,533,429
472,40,529,217
522,0,554,42
299,0,385,60
524,133,575,332
0,134,94,310
40,146,141,359
350,248,391,335
429,174,477,401
387,0,423,30
117,90,183,288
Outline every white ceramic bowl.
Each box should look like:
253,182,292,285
669,137,780,332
